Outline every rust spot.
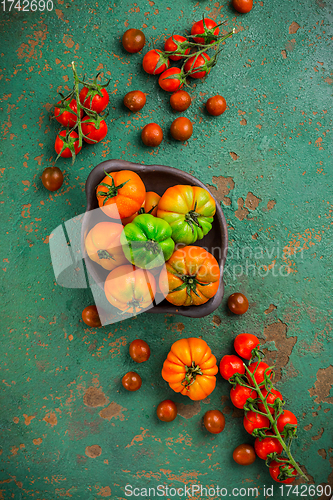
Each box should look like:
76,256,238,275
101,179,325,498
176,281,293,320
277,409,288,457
312,427,324,441
281,50,287,59
324,76,333,85
229,152,239,161
99,402,127,421
289,22,300,34
43,411,58,427
97,486,112,497
85,444,102,458
262,320,297,382
83,386,107,407
252,233,258,240
207,176,235,206
23,414,35,425
235,198,249,221
318,449,327,459
240,118,247,125
176,401,201,419
62,35,74,48
212,315,221,326
245,192,261,210
304,423,313,431
308,366,333,404
264,304,277,315
33,438,42,445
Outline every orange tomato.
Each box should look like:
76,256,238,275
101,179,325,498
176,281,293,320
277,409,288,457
85,222,128,270
96,170,146,219
159,246,220,306
162,338,218,400
121,191,161,225
104,264,156,313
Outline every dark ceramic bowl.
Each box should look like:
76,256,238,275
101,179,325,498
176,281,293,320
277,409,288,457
82,159,228,318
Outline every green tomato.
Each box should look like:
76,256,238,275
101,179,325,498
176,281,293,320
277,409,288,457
120,214,175,269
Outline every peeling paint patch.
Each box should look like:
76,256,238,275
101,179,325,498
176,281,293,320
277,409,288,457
308,366,333,404
176,401,201,419
99,402,127,421
85,444,102,458
262,320,296,382
264,304,277,315
83,387,108,407
207,176,235,206
289,22,300,34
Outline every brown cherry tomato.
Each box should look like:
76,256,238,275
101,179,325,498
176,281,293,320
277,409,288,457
170,117,193,141
232,0,253,13
228,293,249,315
122,29,146,53
170,91,192,112
41,166,63,192
122,371,142,391
206,95,227,116
233,444,256,465
156,400,177,422
124,90,146,112
141,123,163,147
203,410,225,434
129,339,150,363
81,305,102,327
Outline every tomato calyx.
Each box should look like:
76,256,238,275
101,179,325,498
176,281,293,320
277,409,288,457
184,202,203,233
97,250,115,261
96,171,130,206
145,240,160,253
183,361,203,389
171,274,210,298
153,50,171,74
55,130,81,164
164,35,191,58
190,17,230,44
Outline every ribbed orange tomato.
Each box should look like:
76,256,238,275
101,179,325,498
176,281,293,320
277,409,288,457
85,222,128,270
121,191,161,225
162,338,218,400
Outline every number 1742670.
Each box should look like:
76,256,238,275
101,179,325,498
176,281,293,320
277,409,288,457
1,0,54,11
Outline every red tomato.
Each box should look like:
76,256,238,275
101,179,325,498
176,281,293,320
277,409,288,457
230,384,257,409
170,90,191,112
233,444,256,465
191,18,219,44
54,98,83,128
254,433,283,460
164,35,190,61
219,355,245,380
232,0,253,14
55,130,82,158
258,388,283,414
158,68,184,92
156,400,177,422
269,459,297,484
243,411,270,435
234,333,260,360
276,410,298,436
247,361,272,387
79,86,109,114
81,116,108,144
142,49,170,75
184,53,211,79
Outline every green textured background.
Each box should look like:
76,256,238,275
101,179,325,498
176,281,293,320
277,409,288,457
1,0,333,499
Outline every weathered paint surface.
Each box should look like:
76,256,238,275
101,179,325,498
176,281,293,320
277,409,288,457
0,0,332,499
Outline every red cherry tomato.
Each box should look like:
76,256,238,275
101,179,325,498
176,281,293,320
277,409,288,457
170,90,191,112
233,444,256,465
79,86,109,114
254,433,283,460
243,411,270,435
122,28,146,53
142,49,169,75
164,35,190,61
234,333,260,360
230,384,257,409
82,305,102,327
184,53,211,79
191,18,219,44
219,354,245,380
158,68,184,92
228,292,249,314
81,116,108,144
156,400,177,422
129,339,150,363
276,410,298,436
232,0,253,14
269,459,297,484
258,388,284,414
247,361,272,387
203,410,225,434
55,130,82,158
54,98,83,128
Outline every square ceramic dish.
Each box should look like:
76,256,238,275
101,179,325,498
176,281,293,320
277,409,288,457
82,159,228,318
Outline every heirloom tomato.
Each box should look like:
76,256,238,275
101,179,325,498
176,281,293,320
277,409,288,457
85,221,127,271
122,191,161,225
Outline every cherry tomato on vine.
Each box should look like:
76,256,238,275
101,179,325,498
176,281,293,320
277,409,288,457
158,67,184,92
184,53,211,79
164,35,190,61
203,410,225,434
129,339,150,363
122,372,142,392
142,49,169,75
257,388,283,414
170,90,191,112
219,354,245,380
54,98,82,128
230,384,257,409
276,410,298,435
170,117,193,141
79,87,109,114
232,0,253,14
254,433,283,460
141,123,163,147
122,28,146,53
228,292,249,315
156,400,177,422
269,459,297,484
243,411,270,435
124,90,146,112
55,130,82,158
81,116,108,144
81,305,102,327
233,444,256,465
206,95,227,116
234,333,260,360
247,361,273,387
191,18,219,44
41,167,63,192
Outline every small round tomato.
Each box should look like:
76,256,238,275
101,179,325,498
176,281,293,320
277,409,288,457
124,90,146,112
55,130,82,158
156,400,177,422
233,444,256,465
129,339,150,363
219,354,245,380
122,28,146,53
122,371,142,391
142,49,169,75
184,53,211,79
82,305,102,327
79,87,109,114
254,433,283,460
258,388,283,414
247,361,272,387
170,90,191,112
276,410,298,436
234,333,260,360
164,35,190,61
228,293,249,315
203,410,225,434
243,411,270,435
206,95,227,116
230,384,257,409
41,166,63,192
232,0,253,14
141,123,163,147
54,98,82,128
170,117,193,141
269,459,297,484
191,18,219,44
158,67,184,92
81,116,108,144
